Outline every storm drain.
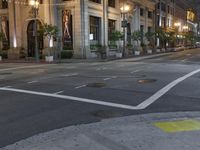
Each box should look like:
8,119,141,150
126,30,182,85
138,79,157,84
87,83,106,88
91,110,124,119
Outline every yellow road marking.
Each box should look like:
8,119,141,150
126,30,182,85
154,119,200,133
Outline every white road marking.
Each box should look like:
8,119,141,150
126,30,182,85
0,68,199,110
181,59,187,62
103,78,112,81
54,91,64,95
0,87,139,110
75,85,87,89
103,76,117,81
62,73,79,77
136,68,200,109
28,81,38,84
131,70,140,74
3,86,12,88
0,64,52,72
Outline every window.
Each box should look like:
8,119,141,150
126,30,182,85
148,27,152,33
89,0,101,4
161,3,166,12
140,8,144,16
148,11,152,19
90,16,101,43
108,0,115,8
108,19,115,40
1,0,8,9
140,25,144,33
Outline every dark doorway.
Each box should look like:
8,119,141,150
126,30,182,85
27,20,43,57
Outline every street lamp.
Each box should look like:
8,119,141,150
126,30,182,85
120,3,130,57
29,0,39,62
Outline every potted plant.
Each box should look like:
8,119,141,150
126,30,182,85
155,28,168,52
0,32,3,61
145,31,155,53
126,43,133,55
109,30,123,58
97,45,107,59
131,30,142,55
39,23,59,62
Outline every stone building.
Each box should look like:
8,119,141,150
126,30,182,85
0,0,156,59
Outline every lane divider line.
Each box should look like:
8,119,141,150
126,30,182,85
54,91,64,95
28,81,38,84
0,64,53,72
75,85,87,89
0,87,139,110
136,68,200,109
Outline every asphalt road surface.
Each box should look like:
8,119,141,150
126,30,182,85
0,48,200,147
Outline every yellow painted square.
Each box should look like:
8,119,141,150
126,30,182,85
154,119,200,133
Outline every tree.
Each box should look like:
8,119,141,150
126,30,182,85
39,23,59,48
145,31,155,49
155,28,168,49
131,30,143,47
109,30,123,46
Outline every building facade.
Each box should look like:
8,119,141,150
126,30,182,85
0,0,157,59
1,0,199,59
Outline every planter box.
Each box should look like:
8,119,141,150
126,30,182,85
90,52,98,58
116,52,122,58
134,51,140,56
45,56,54,62
156,49,161,53
161,48,166,52
147,49,152,54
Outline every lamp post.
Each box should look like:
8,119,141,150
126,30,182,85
29,0,39,62
120,3,130,57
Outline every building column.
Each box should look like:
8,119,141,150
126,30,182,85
80,0,89,58
103,0,109,56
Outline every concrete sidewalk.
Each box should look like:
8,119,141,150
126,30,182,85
2,111,200,150
0,52,172,64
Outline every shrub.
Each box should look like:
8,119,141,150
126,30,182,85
61,50,73,59
0,50,8,59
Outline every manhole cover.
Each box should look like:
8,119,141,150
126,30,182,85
138,79,157,84
0,72,12,75
91,110,123,119
87,83,106,88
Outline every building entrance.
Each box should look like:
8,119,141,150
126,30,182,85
27,20,43,57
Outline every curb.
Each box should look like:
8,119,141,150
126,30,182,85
2,111,200,150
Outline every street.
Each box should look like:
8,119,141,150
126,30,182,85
0,49,200,148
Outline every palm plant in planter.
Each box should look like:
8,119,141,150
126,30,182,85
145,31,155,54
131,30,143,56
155,28,167,52
0,32,3,61
109,30,123,58
39,23,59,62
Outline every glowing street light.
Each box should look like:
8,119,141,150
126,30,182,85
183,25,189,30
174,22,181,27
120,5,130,13
120,3,130,57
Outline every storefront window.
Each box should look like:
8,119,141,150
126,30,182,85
108,19,115,40
90,16,101,44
